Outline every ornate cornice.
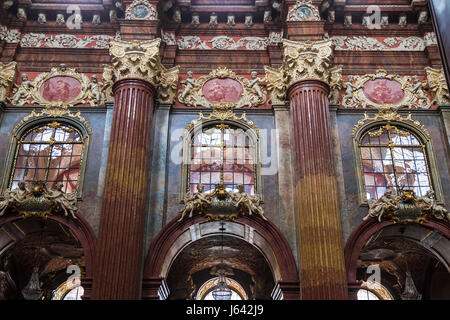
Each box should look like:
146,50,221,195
282,39,334,86
0,61,17,102
108,39,179,103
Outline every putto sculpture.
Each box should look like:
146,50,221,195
363,189,449,224
0,180,78,219
178,184,268,222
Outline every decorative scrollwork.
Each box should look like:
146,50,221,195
178,67,266,108
424,67,450,105
178,184,267,222
0,61,17,101
0,181,78,219
342,69,431,109
364,189,448,224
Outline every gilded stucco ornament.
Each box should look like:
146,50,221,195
185,103,259,135
264,65,287,105
14,105,92,135
0,61,17,101
178,67,266,108
0,181,78,219
282,39,334,86
108,39,179,103
9,65,105,107
363,189,449,224
342,69,431,110
351,108,430,139
178,184,267,222
287,1,320,22
424,67,450,105
328,65,343,105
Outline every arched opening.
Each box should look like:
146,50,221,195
0,214,96,300
166,234,274,300
143,214,299,300
345,219,450,300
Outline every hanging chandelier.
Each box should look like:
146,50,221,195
212,222,232,301
399,233,421,300
22,220,45,300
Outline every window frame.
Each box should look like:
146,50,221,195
1,116,91,199
353,120,443,205
180,119,262,201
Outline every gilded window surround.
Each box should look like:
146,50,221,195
0,106,92,199
351,109,444,206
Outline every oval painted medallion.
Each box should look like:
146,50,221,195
363,79,405,105
40,76,81,103
202,78,243,104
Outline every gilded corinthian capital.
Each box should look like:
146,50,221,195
0,61,17,101
108,39,179,103
282,39,334,87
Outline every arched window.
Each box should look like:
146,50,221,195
187,123,257,195
3,117,90,197
358,123,434,201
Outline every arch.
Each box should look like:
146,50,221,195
0,109,92,198
0,212,97,278
344,218,450,298
352,116,444,205
143,214,299,300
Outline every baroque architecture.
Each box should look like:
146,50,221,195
0,0,449,301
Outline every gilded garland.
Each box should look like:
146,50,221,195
0,61,17,101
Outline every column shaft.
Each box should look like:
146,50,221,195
288,80,347,299
92,79,155,299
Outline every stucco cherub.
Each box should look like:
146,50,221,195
247,71,265,102
46,182,78,219
178,184,212,222
179,71,199,102
419,190,449,221
87,75,104,106
232,184,267,220
364,189,397,222
0,181,28,216
342,75,360,107
11,74,34,105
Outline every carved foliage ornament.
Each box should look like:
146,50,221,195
342,69,431,110
108,39,179,103
282,39,334,86
287,1,320,22
0,61,17,101
125,0,157,20
0,181,78,219
424,67,450,105
178,67,266,108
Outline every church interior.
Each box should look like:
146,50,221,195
0,0,449,300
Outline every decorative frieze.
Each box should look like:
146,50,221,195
163,33,283,50
332,36,426,51
0,25,20,43
20,33,120,49
342,69,431,109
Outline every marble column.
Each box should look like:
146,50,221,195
91,39,178,299
283,39,347,299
